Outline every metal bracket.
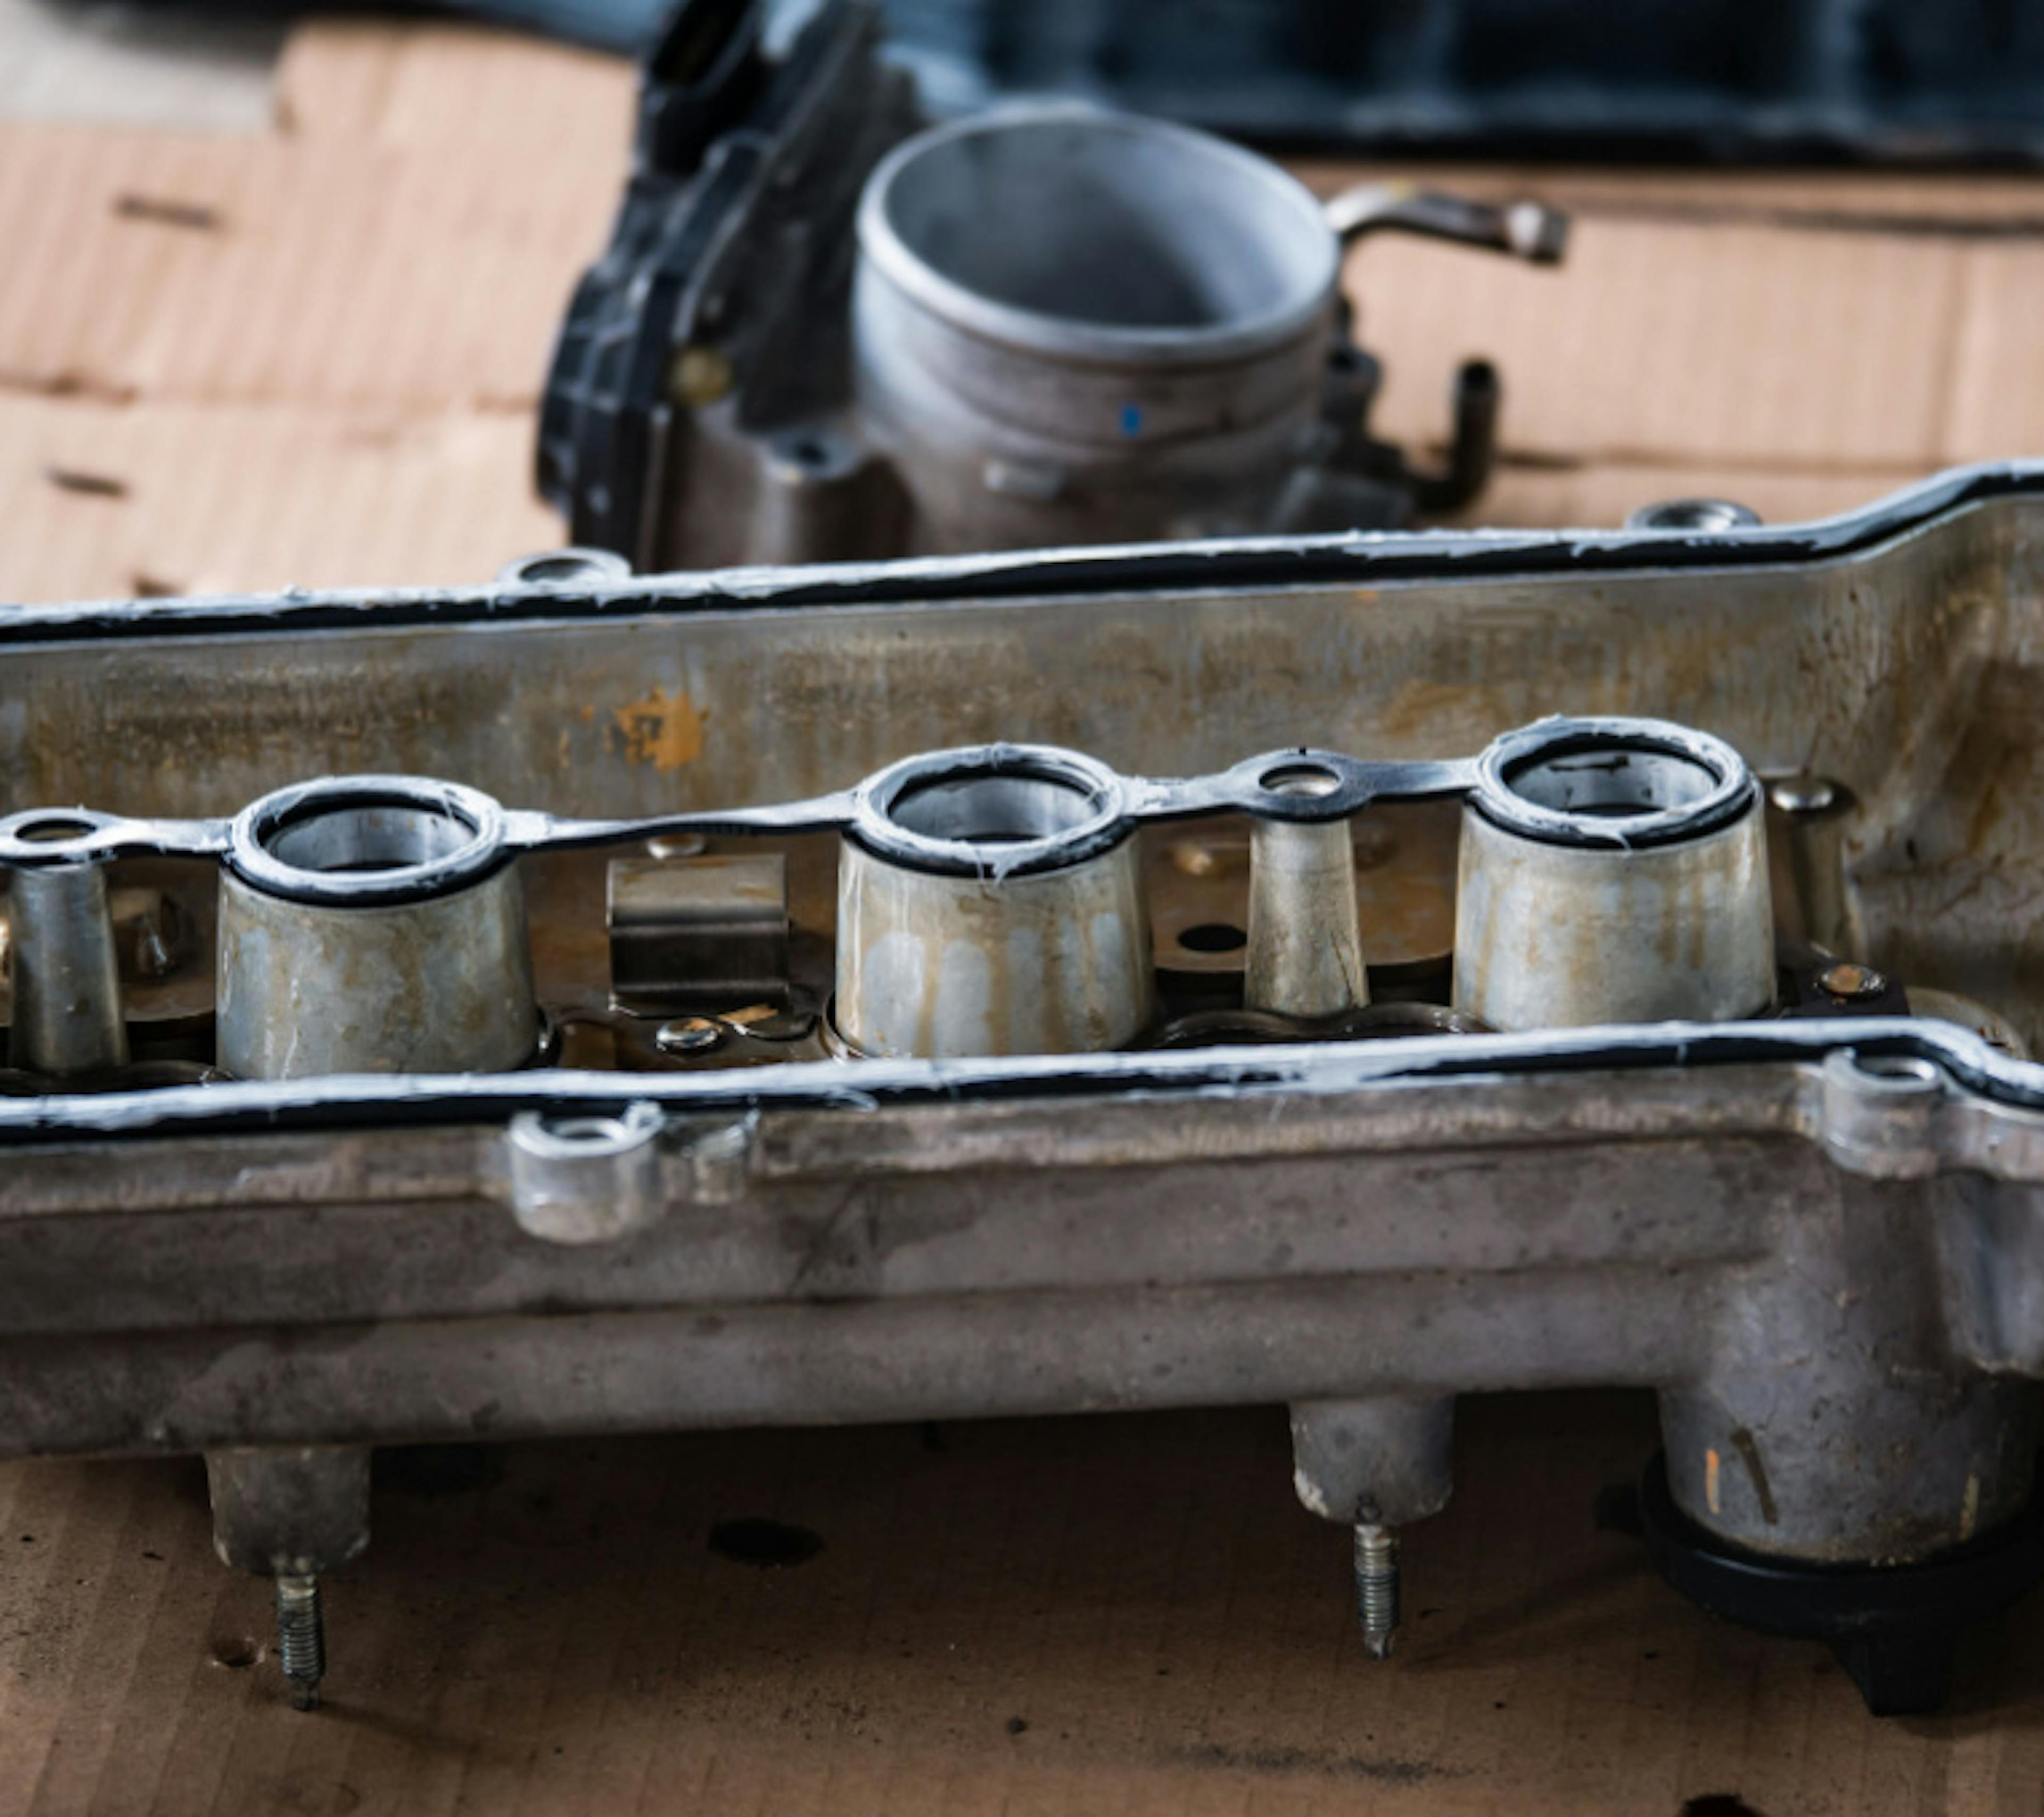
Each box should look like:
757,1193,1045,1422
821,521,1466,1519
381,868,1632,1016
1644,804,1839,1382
503,1102,757,1244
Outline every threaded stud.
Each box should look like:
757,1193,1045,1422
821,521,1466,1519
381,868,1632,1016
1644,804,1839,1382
275,1574,325,1711
1354,1520,1400,1660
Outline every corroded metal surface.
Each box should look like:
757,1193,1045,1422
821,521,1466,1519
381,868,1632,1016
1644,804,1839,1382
1454,803,1775,1029
217,865,537,1079
6,466,2044,1702
0,465,2035,1034
835,832,1156,1056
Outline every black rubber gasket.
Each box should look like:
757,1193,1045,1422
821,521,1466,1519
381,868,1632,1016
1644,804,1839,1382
1637,1451,2044,1715
1,461,2038,646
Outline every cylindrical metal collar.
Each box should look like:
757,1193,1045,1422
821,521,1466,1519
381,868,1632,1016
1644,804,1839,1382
846,743,1136,879
858,104,1339,368
1469,717,1758,851
226,776,511,907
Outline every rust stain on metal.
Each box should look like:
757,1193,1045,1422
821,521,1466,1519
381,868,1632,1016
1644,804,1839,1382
1705,1446,1721,1514
612,687,706,772
1729,1426,1778,1525
1375,676,1514,747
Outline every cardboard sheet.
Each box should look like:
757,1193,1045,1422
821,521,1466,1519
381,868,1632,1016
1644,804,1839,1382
2,21,2042,601
9,1396,2041,1816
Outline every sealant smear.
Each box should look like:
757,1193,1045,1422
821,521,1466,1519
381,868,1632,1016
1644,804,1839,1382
3,1015,2014,1143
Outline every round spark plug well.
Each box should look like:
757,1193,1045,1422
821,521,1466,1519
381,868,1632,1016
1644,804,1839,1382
835,745,1155,1057
217,777,538,1079
226,777,510,908
1469,718,1756,849
1453,718,1775,1031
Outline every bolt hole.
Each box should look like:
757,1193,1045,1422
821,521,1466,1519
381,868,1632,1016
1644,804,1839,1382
15,816,94,844
506,547,631,585
1851,1053,1942,1086
509,1101,662,1168
539,1114,633,1147
210,1636,260,1670
1177,922,1247,953
1258,761,1342,799
773,429,852,477
1627,498,1761,533
518,555,600,582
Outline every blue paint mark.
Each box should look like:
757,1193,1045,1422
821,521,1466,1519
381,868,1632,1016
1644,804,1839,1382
1120,403,1142,437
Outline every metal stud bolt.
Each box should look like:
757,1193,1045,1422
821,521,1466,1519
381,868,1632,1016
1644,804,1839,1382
1354,1503,1401,1660
274,1574,326,1711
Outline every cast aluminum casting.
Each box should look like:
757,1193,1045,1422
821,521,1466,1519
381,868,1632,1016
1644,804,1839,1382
7,461,2044,1714
538,0,1567,570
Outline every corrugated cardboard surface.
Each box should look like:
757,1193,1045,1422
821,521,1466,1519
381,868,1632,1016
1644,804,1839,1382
5,22,2044,1814
4,21,2044,600
12,1396,2044,1817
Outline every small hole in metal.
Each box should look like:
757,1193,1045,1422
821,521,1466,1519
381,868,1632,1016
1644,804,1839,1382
517,554,606,583
1178,922,1247,953
540,1115,633,1147
1259,762,1342,799
1852,1054,1942,1086
1627,498,1760,532
16,817,95,844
